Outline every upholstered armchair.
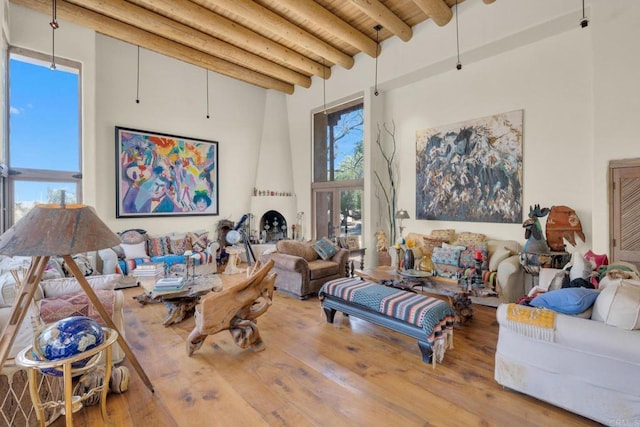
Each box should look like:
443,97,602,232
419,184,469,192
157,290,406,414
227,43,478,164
261,240,349,299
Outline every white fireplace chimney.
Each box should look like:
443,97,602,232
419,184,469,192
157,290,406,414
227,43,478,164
250,91,296,241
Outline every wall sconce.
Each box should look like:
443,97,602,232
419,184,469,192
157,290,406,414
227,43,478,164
395,209,410,237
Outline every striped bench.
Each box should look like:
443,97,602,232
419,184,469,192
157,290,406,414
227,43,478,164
319,277,455,365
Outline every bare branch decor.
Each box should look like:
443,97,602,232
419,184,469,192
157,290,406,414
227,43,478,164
374,121,399,245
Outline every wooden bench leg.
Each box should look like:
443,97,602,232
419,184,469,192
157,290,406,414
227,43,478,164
417,340,433,364
323,307,336,323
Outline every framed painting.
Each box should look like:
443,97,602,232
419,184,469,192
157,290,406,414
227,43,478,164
115,127,219,218
415,110,523,223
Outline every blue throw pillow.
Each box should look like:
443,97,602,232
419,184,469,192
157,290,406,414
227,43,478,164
530,287,600,315
312,238,338,260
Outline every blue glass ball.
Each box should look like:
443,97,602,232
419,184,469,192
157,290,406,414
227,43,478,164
33,316,104,375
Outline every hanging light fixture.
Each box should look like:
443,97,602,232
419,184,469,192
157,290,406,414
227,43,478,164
49,0,58,70
580,0,589,28
135,46,140,104
373,24,382,96
455,0,462,70
205,68,210,119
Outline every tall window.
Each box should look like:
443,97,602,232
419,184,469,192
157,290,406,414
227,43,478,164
311,98,364,246
7,48,82,225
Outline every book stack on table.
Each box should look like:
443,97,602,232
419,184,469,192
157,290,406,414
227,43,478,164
153,276,185,293
132,263,164,280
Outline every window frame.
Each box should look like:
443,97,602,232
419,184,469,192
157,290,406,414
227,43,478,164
6,47,83,227
311,97,364,241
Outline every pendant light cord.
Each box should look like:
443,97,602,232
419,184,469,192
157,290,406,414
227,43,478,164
374,24,382,96
580,0,589,28
136,46,140,104
49,0,58,70
50,28,56,70
455,0,461,70
206,69,210,119
322,58,327,114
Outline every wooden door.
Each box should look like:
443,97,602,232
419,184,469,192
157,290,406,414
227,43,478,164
609,159,640,268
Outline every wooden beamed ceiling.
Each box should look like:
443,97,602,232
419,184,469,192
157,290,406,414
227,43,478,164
10,0,496,94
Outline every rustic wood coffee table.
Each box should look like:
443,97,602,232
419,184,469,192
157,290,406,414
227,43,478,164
354,266,474,325
135,270,223,326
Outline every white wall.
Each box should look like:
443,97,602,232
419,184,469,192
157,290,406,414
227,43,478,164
9,5,273,237
94,36,267,235
591,0,640,251
287,0,639,262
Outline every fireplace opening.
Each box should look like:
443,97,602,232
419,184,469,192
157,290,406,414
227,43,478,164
260,210,287,243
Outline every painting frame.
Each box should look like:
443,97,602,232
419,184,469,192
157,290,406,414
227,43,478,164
115,126,219,218
415,110,523,223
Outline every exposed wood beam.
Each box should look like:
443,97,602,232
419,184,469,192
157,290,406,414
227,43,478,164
411,0,452,27
11,0,294,93
277,0,379,58
350,0,413,42
64,0,310,88
129,0,330,79
199,0,355,69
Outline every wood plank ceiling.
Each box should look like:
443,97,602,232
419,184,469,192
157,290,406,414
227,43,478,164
11,0,496,94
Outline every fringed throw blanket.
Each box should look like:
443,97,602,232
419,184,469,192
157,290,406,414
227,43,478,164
319,278,455,366
505,303,556,342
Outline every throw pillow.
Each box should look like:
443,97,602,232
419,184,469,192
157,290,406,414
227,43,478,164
429,229,455,243
592,279,640,329
432,246,463,266
119,229,147,244
422,237,446,254
312,238,338,260
61,254,94,277
453,232,487,246
188,231,209,252
459,243,489,269
530,287,600,315
489,246,512,272
442,242,466,251
585,250,609,270
121,241,148,259
147,236,171,257
169,235,190,255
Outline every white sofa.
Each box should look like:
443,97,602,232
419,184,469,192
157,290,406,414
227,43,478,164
494,280,640,425
0,272,126,363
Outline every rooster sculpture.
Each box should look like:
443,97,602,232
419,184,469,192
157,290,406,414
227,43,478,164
522,204,551,254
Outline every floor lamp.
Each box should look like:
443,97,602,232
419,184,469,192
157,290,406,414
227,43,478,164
0,203,154,392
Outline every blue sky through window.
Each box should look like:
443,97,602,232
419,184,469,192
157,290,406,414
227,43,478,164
9,57,79,202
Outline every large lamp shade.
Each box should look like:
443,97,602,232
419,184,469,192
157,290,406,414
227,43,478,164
0,204,120,256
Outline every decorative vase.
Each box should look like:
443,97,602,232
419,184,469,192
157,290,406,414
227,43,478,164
403,248,415,270
419,253,434,273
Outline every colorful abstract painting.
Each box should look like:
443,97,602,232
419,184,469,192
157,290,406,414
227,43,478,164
415,110,523,223
116,127,218,218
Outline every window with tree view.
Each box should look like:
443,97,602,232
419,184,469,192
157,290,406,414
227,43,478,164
7,49,82,226
312,98,364,246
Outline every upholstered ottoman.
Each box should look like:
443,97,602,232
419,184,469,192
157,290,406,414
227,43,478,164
319,277,455,365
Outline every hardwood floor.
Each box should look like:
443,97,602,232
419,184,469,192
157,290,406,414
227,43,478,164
52,285,599,427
